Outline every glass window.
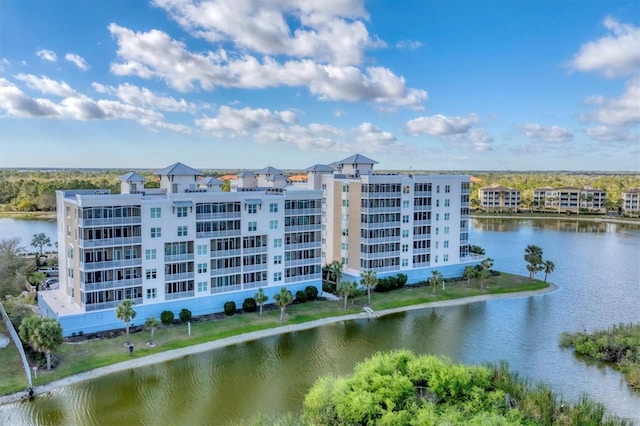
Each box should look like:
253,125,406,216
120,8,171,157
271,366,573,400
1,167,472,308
443,254,449,262
177,206,188,217
444,213,450,221
445,199,450,207
269,220,278,230
248,221,257,232
177,225,188,236
402,200,409,208
197,263,207,273
402,244,408,252
402,229,409,238
445,185,451,193
402,258,408,267
146,288,157,299
145,269,157,279
269,203,278,213
274,255,282,264
248,204,257,214
198,281,208,292
444,226,450,234
444,240,449,248
402,215,409,223
197,244,207,255
150,207,161,218
145,249,156,260
274,272,282,282
273,238,282,248
151,227,161,238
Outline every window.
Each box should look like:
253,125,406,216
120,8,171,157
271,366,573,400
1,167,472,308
151,227,162,238
274,272,282,282
342,199,349,207
273,238,282,248
269,203,278,213
67,246,73,259
66,206,71,218
177,206,188,217
444,226,450,234
197,244,207,255
197,263,207,274
436,185,440,193
248,204,257,214
146,288,157,299
341,242,348,250
274,255,282,265
198,281,208,292
444,213,450,221
435,213,439,221
151,207,161,218
269,220,278,230
342,184,349,193
435,227,439,235
402,244,408,252
145,249,156,260
248,221,257,232
445,185,451,193
146,269,157,279
177,225,188,236
402,200,410,208
402,229,409,238
445,199,450,207
443,254,449,262
435,241,439,249
402,258,408,267
435,255,438,263
444,240,449,248
436,200,440,207
402,215,409,223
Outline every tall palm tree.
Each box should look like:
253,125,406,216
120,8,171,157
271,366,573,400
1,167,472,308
115,299,137,344
479,258,494,289
273,287,293,321
144,316,160,345
328,260,344,286
254,288,268,317
429,270,444,294
524,245,543,280
543,260,555,283
337,281,358,309
359,270,378,305
20,317,63,371
463,265,476,287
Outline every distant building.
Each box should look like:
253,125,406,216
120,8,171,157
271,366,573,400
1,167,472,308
533,187,606,213
622,188,640,217
478,185,521,212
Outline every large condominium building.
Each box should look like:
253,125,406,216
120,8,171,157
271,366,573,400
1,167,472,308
40,155,478,336
478,185,521,212
533,186,607,213
622,188,640,217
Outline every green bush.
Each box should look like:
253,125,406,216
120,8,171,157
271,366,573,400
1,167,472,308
242,298,257,313
179,308,192,323
224,301,236,316
322,281,336,294
295,290,307,304
305,285,319,301
160,310,174,325
374,274,408,293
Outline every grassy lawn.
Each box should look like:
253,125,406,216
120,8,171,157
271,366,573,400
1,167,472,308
0,321,28,395
3,272,548,396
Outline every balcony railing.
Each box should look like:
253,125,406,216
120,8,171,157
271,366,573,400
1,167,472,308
81,277,143,291
80,258,142,271
210,249,242,258
84,297,143,312
79,236,142,248
164,253,194,263
284,272,321,284
79,216,141,227
165,290,195,301
165,272,195,281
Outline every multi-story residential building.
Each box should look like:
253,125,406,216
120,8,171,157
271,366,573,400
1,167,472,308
622,188,640,217
478,185,521,212
533,186,606,213
40,155,479,336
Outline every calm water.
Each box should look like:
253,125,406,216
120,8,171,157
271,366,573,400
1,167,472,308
0,218,57,251
1,218,639,424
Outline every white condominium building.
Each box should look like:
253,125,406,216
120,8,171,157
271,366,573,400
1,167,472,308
533,186,607,213
622,188,640,217
40,155,478,336
478,185,521,212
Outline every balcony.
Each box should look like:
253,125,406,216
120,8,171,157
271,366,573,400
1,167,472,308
211,284,242,294
79,236,142,248
84,297,143,312
164,253,195,263
284,272,321,284
81,277,143,291
195,212,242,220
80,258,142,271
284,257,321,267
79,216,141,227
196,229,241,239
210,249,242,258
165,290,195,301
165,272,195,281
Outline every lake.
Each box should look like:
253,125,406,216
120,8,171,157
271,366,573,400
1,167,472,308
0,217,639,424
0,217,57,252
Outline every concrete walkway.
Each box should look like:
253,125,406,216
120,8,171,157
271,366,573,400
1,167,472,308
0,283,558,406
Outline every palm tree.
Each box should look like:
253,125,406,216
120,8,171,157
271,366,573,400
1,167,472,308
463,265,477,287
20,317,63,370
31,233,51,257
429,270,444,294
543,260,555,283
144,316,160,345
336,281,358,309
273,287,293,321
254,288,268,317
359,270,378,305
328,260,344,286
115,299,137,344
479,258,494,289
524,245,543,280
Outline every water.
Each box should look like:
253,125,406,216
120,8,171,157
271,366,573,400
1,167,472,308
1,218,639,424
0,218,58,252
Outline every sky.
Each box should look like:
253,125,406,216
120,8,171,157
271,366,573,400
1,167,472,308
0,0,639,171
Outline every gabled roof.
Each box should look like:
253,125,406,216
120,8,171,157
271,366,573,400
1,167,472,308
305,164,335,173
117,172,147,182
257,166,283,175
199,177,223,185
335,154,378,165
154,162,203,176
268,174,288,181
238,171,256,177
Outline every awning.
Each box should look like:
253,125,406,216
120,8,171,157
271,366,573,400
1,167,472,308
244,199,263,204
172,201,194,207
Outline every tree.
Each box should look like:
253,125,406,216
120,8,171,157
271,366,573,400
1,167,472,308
327,260,344,286
359,270,378,305
144,316,160,345
479,258,494,290
19,316,62,371
543,260,555,283
115,299,137,344
524,245,544,280
0,238,32,297
273,287,293,321
429,270,444,294
463,265,477,287
254,288,269,317
31,233,51,257
336,281,358,309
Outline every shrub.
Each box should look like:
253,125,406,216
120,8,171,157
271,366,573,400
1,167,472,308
179,308,192,323
397,273,408,287
295,290,307,304
374,274,407,292
242,297,257,313
224,301,236,316
305,285,319,301
322,281,336,295
160,310,174,325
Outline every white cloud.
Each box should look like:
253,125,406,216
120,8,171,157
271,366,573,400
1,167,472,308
108,24,426,107
406,113,479,136
520,123,573,143
151,0,381,66
585,126,638,143
0,78,59,117
396,40,422,50
36,49,57,62
92,82,197,112
196,105,294,134
65,53,90,71
569,17,640,78
582,79,640,127
15,74,78,97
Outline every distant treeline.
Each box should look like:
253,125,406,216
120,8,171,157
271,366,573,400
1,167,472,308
0,169,638,212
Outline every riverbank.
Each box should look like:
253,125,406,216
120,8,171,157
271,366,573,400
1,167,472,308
0,279,556,406
471,213,640,226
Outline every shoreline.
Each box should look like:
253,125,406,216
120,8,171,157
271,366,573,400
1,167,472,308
471,214,640,226
0,283,558,406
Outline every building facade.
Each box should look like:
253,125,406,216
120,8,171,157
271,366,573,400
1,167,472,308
41,155,479,336
622,188,640,217
533,186,607,213
478,185,521,212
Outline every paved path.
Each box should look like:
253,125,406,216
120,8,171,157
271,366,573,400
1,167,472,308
0,283,558,406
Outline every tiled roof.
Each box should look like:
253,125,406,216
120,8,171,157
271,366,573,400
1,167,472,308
117,172,147,182
335,154,378,165
305,164,335,172
154,162,203,176
257,166,283,175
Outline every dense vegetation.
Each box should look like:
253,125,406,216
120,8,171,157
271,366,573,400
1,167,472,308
298,350,629,425
560,323,640,390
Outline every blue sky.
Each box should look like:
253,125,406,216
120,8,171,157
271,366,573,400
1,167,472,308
0,0,638,171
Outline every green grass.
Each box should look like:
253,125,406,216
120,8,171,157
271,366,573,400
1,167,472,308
2,272,549,396
0,321,28,395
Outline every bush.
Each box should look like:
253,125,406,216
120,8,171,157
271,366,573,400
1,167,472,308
224,301,236,316
305,285,319,301
397,273,408,287
160,310,174,325
374,274,407,293
242,298,257,313
179,308,192,323
322,281,336,295
295,290,307,304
